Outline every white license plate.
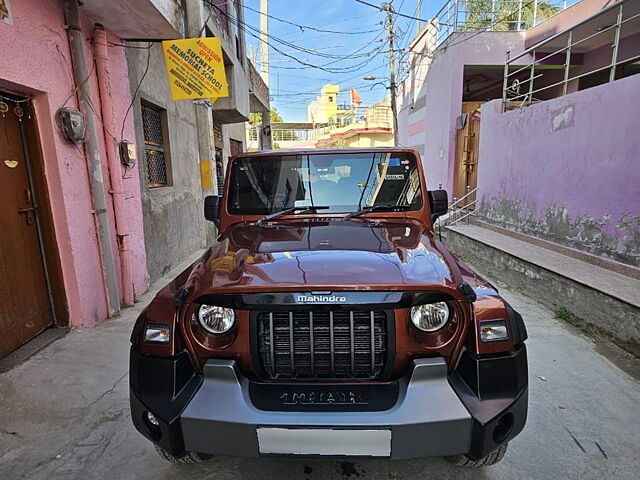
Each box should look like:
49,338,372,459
257,428,391,456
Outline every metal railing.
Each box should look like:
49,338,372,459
436,187,478,228
247,126,318,142
502,0,639,111
418,1,571,51
272,129,318,142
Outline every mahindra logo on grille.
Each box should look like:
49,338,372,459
296,294,347,303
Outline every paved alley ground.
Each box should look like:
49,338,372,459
1,256,639,480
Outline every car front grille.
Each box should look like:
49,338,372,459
257,310,389,380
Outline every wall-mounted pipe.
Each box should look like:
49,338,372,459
62,0,120,315
93,24,134,306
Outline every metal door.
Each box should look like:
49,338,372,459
0,96,54,358
453,101,483,207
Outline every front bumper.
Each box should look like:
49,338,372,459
130,346,527,460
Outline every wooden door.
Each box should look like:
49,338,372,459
0,98,53,358
453,101,483,207
230,139,243,157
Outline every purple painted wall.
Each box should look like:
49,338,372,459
398,31,531,194
477,74,640,267
0,0,149,326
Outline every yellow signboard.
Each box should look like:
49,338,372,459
162,37,229,101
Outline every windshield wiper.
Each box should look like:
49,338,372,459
345,203,411,219
255,205,330,225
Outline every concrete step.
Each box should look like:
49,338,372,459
445,224,640,355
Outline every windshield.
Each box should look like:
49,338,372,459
227,152,423,215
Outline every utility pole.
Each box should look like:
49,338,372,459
416,0,422,35
259,0,269,87
383,2,399,146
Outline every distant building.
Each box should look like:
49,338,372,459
307,84,348,124
315,97,394,148
248,84,395,149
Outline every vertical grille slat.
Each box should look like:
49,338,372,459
268,312,275,377
309,312,315,376
289,312,295,377
257,309,389,380
329,311,335,377
349,311,355,376
370,311,375,378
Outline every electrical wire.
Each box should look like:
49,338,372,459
204,0,386,72
60,61,97,109
237,2,395,113
120,43,153,142
107,41,155,49
394,0,538,85
354,0,432,23
244,3,380,35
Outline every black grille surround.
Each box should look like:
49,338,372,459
253,310,394,381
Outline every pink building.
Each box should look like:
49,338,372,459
0,0,180,358
397,0,639,268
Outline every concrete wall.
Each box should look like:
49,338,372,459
446,227,640,356
127,44,209,282
477,74,640,268
0,0,148,326
397,31,530,193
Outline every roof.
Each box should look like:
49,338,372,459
233,146,419,158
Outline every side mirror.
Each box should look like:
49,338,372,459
204,195,220,224
428,189,448,221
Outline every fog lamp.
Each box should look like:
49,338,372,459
197,304,235,334
146,411,160,426
479,320,509,342
410,302,450,332
143,324,171,344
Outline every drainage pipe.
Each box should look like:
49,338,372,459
62,0,120,314
93,24,134,306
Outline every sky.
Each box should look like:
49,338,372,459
243,0,441,122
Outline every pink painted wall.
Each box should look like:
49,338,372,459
398,31,530,194
0,0,149,326
476,74,640,267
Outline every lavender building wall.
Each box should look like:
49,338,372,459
477,74,640,267
397,31,530,194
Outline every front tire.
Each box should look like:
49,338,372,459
154,445,212,464
445,444,508,467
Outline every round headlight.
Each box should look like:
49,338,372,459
410,302,450,332
197,304,235,334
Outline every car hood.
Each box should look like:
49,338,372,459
183,218,462,296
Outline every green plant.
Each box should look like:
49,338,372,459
554,307,596,337
464,0,559,31
249,107,283,126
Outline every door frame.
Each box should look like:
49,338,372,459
1,89,68,328
453,101,484,207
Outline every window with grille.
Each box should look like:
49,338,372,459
141,103,169,188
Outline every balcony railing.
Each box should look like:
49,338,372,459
417,0,572,52
501,0,640,111
247,126,318,142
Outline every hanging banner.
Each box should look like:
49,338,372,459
162,37,229,101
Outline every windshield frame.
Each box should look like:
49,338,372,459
220,148,431,229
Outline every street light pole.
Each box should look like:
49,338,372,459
383,2,399,146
